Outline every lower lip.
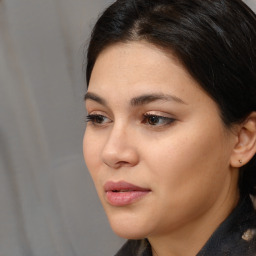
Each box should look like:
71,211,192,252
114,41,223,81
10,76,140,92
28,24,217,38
105,190,150,206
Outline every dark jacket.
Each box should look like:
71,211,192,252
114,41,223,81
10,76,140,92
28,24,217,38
115,196,256,256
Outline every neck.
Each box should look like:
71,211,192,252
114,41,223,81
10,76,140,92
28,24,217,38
149,185,239,256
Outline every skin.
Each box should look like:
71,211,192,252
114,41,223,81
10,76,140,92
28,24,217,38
83,41,240,256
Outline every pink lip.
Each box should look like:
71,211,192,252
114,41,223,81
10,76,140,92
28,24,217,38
104,181,151,206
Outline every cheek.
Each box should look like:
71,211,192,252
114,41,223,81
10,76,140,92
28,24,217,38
146,124,229,197
140,128,231,230
83,130,101,179
83,131,108,205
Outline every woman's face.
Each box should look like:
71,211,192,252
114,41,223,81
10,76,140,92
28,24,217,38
83,41,238,240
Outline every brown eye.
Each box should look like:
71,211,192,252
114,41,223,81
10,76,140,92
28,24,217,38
86,114,111,125
147,115,161,125
143,114,176,126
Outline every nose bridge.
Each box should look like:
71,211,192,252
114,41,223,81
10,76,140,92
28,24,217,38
101,122,138,168
104,123,126,151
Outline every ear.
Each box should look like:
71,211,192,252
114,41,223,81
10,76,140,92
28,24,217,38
230,112,256,168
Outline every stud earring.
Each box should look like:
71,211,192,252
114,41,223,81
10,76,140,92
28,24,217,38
239,160,242,164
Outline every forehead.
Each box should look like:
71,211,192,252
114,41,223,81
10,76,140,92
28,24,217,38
89,41,198,95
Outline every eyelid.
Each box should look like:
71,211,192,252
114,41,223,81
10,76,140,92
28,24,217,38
144,110,177,120
86,109,109,116
144,110,174,116
85,101,112,117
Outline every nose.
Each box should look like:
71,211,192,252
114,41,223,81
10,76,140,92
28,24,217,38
101,125,139,169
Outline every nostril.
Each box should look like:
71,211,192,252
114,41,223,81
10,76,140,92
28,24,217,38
103,159,130,169
116,161,131,166
102,153,139,169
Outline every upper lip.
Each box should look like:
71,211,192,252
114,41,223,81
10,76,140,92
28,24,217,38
104,181,150,192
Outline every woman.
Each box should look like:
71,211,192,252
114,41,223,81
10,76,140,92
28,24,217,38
83,0,256,255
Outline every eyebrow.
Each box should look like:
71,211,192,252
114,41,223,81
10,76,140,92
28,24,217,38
130,93,186,106
84,92,107,106
84,92,186,106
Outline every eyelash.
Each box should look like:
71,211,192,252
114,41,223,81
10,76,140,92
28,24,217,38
142,114,176,126
86,114,110,125
86,113,176,127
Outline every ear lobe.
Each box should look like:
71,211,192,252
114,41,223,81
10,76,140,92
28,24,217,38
230,112,256,168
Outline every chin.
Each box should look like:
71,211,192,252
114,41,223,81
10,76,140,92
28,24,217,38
107,213,150,240
112,226,147,240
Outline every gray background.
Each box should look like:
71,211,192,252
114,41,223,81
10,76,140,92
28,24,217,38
0,0,255,256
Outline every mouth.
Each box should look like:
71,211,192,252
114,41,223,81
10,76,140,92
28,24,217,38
104,181,151,206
